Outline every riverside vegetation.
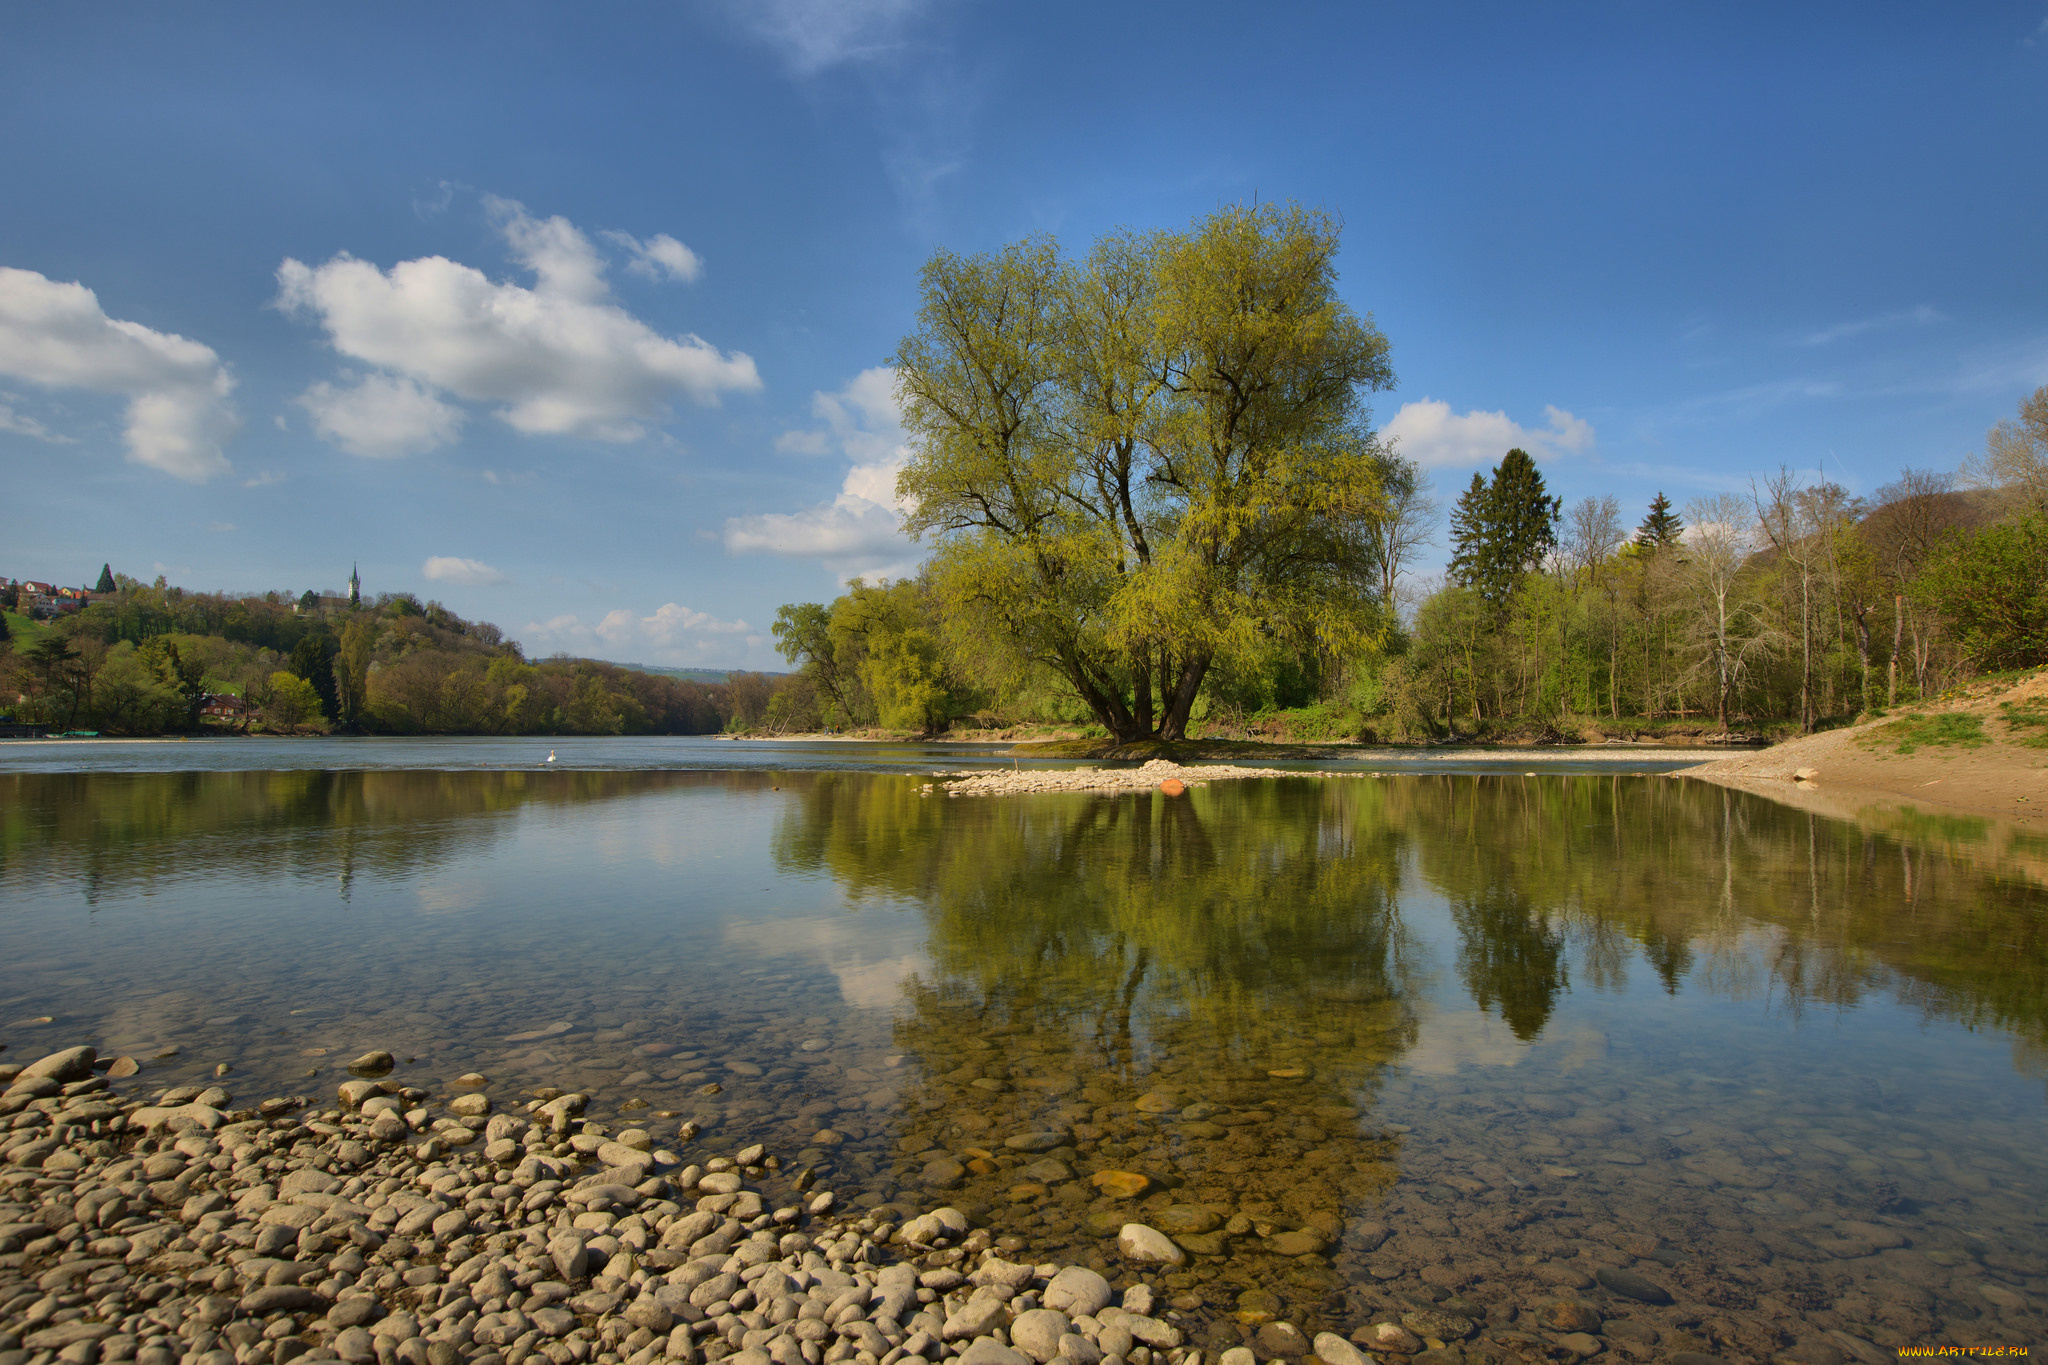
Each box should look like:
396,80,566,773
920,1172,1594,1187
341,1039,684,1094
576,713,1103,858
758,217,2048,745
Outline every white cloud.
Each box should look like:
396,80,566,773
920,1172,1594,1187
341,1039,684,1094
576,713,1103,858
276,196,760,449
602,230,704,284
723,366,919,578
297,372,464,458
206,521,234,533
1383,399,1594,471
242,470,285,488
422,556,509,586
728,0,928,75
0,401,71,443
0,266,237,480
522,603,756,666
1797,305,1943,347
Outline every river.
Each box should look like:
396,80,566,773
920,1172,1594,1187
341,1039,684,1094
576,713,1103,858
1,741,2042,1358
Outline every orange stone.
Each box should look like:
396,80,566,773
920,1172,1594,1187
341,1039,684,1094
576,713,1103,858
1090,1170,1152,1198
1159,779,1185,796
966,1158,999,1175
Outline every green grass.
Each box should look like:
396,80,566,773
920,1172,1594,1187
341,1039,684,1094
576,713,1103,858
2,611,52,649
1862,711,1989,755
1999,701,2048,749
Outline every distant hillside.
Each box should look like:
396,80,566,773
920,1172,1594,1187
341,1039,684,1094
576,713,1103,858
596,661,788,684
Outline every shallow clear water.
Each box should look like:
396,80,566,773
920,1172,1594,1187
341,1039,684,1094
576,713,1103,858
2,756,2043,1358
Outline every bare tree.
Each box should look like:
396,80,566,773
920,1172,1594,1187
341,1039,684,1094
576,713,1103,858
1684,493,1760,729
1869,467,1960,705
1753,468,1822,731
1363,449,1438,612
1560,496,1623,716
1973,383,2048,509
1563,495,1625,577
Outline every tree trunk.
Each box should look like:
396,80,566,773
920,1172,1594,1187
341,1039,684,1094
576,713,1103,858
1799,567,1813,732
1715,591,1731,730
1156,652,1212,741
1889,594,1902,708
1131,650,1155,739
1852,601,1871,716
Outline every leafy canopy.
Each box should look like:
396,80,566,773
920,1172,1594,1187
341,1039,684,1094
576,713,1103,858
894,202,1397,742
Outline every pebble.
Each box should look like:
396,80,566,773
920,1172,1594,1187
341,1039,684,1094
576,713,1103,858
1087,1171,1150,1198
1595,1266,1675,1304
1115,1223,1185,1265
1313,1332,1372,1365
0,1038,1445,1365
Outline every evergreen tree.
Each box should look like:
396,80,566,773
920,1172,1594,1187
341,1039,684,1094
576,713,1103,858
1447,448,1560,609
288,633,340,719
1635,492,1683,550
94,563,116,594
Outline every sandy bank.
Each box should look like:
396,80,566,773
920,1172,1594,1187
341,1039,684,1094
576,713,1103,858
1676,670,2047,827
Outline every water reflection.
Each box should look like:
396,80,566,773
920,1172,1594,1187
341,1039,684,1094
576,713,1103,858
2,769,2044,1353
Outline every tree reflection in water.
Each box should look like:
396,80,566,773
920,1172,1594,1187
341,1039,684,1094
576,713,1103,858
774,775,1423,1327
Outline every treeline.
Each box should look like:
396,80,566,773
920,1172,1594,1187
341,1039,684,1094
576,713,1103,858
0,579,745,736
761,379,2048,742
1391,451,2044,738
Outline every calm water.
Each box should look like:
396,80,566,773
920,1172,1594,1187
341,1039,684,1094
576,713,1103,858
1,754,2043,1360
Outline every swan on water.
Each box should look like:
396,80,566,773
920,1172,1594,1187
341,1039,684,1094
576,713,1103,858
546,749,556,763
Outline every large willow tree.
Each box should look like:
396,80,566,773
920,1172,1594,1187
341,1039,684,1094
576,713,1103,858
894,204,1397,743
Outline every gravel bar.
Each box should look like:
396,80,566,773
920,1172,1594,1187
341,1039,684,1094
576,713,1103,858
0,1046,1397,1365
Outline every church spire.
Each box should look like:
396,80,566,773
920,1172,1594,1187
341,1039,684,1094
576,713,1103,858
348,562,361,606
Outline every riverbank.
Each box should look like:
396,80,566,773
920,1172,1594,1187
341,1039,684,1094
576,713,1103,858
0,1045,1415,1365
1677,669,2048,826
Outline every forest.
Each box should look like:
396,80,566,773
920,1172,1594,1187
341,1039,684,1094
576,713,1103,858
757,209,2045,745
766,446,2044,745
758,203,2045,745
0,579,752,736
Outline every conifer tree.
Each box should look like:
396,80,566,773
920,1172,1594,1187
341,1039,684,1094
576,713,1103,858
94,564,116,594
1635,492,1683,550
1447,448,1560,609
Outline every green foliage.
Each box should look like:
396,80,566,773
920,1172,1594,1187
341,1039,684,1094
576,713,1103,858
137,636,205,725
1863,712,1988,755
94,563,116,594
289,633,339,719
265,671,324,727
1915,511,2048,669
771,578,972,733
1447,448,1560,611
0,574,737,736
895,202,1396,743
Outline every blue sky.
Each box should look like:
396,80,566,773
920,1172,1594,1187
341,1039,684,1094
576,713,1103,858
3,2,2045,669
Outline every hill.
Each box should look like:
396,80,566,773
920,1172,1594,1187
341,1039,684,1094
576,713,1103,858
1,581,739,737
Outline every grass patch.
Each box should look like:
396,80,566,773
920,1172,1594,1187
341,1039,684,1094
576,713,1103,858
2000,701,2048,748
2,611,52,649
1862,711,1989,755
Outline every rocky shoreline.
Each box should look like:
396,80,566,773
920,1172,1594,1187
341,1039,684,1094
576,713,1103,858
0,1045,1415,1365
